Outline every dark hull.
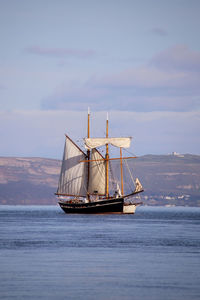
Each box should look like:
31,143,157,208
58,198,124,214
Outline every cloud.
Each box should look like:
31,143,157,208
151,45,200,72
42,82,108,111
25,46,96,59
41,78,200,112
150,27,168,36
41,45,200,112
98,65,193,89
98,45,200,89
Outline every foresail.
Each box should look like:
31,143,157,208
85,137,131,149
57,136,87,197
88,148,106,195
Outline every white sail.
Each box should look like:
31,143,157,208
134,178,143,193
85,137,131,149
88,149,106,195
57,136,87,196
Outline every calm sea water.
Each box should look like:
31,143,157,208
0,205,200,300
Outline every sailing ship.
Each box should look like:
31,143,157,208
56,110,144,214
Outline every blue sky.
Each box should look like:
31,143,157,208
0,0,200,158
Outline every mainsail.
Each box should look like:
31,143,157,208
57,136,87,196
88,149,106,195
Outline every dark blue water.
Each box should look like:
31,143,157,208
0,206,200,300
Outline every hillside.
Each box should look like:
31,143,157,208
132,154,200,206
0,154,199,206
0,157,61,205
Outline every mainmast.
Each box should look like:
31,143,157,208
106,113,109,198
87,107,90,201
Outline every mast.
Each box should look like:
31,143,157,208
120,147,124,196
87,107,90,200
106,113,109,198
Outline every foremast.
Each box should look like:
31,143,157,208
87,108,91,201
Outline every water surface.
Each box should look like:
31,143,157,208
0,205,200,300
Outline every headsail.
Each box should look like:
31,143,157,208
88,148,106,195
57,136,87,197
85,137,131,149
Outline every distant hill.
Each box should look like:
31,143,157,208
132,154,200,206
0,154,200,206
0,157,61,205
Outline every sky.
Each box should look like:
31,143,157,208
0,0,200,158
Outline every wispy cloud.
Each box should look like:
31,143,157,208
150,27,168,36
25,46,96,59
151,44,200,71
42,81,108,111
41,45,200,113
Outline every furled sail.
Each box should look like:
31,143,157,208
88,149,106,195
57,136,87,196
85,137,131,149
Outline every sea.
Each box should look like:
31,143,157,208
0,205,200,300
